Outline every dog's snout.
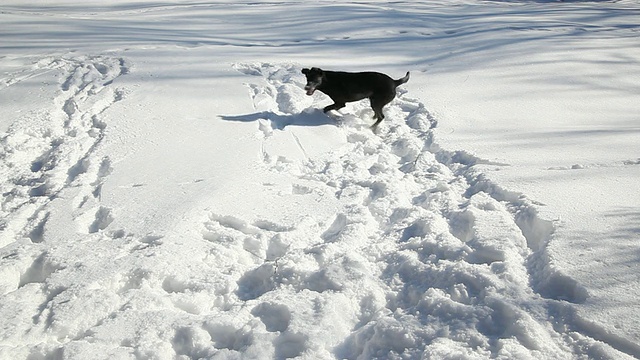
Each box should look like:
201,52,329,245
304,82,317,95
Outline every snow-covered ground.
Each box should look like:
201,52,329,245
1,1,639,359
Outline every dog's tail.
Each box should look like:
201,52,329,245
394,71,410,87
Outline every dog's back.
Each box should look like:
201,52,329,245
322,71,396,102
328,71,396,102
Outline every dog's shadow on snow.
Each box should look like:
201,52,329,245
220,109,336,130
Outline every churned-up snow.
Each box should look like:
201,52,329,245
1,1,639,359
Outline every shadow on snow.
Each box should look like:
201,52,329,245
220,109,336,130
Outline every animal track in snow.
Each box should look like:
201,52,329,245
0,55,129,247
88,206,115,234
547,158,640,171
18,252,65,289
251,302,291,332
0,250,64,297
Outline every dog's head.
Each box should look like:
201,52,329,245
302,67,324,96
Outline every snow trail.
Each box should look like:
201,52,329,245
201,63,633,359
0,55,129,248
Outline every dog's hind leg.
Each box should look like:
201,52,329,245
371,108,385,128
370,95,393,128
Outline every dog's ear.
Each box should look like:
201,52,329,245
302,68,310,75
311,67,323,74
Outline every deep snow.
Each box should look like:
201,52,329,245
1,1,639,359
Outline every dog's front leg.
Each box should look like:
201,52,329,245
323,102,345,113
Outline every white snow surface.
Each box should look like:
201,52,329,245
1,1,639,359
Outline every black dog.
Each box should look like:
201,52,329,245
302,67,410,128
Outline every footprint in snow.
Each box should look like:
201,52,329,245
0,55,129,249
